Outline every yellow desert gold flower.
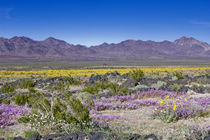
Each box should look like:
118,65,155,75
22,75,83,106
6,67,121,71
173,105,177,111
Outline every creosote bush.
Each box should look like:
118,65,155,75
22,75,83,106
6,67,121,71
13,94,36,106
172,71,183,80
62,76,81,85
18,93,91,132
82,84,99,95
24,130,38,138
1,83,15,94
18,79,34,89
129,69,144,82
109,83,129,96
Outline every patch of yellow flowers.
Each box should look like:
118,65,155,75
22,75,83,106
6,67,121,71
0,67,209,78
156,96,187,114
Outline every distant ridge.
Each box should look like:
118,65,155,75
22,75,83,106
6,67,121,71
0,36,210,61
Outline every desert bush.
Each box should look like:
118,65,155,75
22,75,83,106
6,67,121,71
24,130,38,138
18,79,34,89
134,84,148,90
1,83,15,94
129,69,144,82
82,84,99,95
28,87,37,93
169,84,181,92
151,81,166,89
62,76,81,85
172,71,183,80
109,83,129,96
2,99,10,104
18,94,91,132
95,80,110,90
14,94,36,106
51,82,67,92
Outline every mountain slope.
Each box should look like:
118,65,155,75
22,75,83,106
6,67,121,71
0,36,210,61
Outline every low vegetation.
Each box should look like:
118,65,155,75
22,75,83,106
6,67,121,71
0,67,209,139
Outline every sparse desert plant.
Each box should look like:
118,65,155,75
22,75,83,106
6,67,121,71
109,82,129,96
28,87,37,93
82,84,99,95
18,94,91,132
62,75,81,85
14,94,36,106
18,79,34,89
129,69,144,82
169,83,181,92
95,80,110,90
2,99,10,104
151,81,166,89
24,130,38,138
172,71,183,80
51,82,67,92
1,83,15,94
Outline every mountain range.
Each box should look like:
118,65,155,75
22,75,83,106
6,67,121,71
0,36,210,61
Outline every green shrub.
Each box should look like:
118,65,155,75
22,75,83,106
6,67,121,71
24,130,38,138
2,99,10,104
129,69,144,82
96,80,110,90
135,85,148,90
82,84,99,95
172,71,183,80
18,94,91,132
63,76,81,85
67,97,90,123
14,94,36,106
28,87,37,93
1,83,15,93
18,79,34,89
109,83,129,96
169,84,181,92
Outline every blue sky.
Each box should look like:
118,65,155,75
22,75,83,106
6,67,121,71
0,0,210,46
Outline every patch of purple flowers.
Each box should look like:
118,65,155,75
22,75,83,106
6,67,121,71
136,89,186,99
189,97,210,107
94,99,157,111
0,104,28,128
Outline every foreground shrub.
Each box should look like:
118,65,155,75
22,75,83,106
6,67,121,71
18,93,91,132
129,69,144,82
152,97,207,123
1,83,15,94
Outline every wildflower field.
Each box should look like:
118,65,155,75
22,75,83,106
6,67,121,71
0,67,210,140
0,66,210,77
